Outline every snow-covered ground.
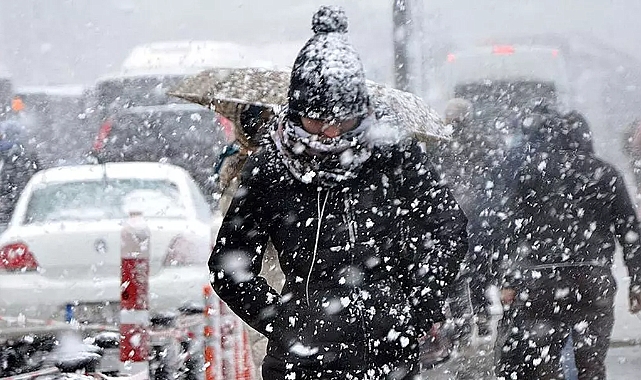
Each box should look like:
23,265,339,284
611,248,641,344
423,324,641,379
424,344,641,379
423,247,641,379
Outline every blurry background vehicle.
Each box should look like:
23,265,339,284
83,40,299,208
91,40,298,128
0,162,219,324
85,70,194,131
433,45,571,105
89,103,232,206
0,68,12,114
430,44,572,154
12,85,89,167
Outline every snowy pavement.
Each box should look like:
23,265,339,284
423,248,641,379
422,338,641,379
423,257,641,380
611,248,641,344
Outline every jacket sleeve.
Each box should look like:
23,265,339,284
402,143,469,334
208,154,281,338
610,171,641,290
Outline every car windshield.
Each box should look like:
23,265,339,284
23,179,186,224
14,92,88,166
455,81,558,108
432,49,571,108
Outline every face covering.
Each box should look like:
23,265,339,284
271,108,374,187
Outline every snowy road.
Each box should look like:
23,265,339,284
422,340,641,379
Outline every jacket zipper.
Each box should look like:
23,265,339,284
306,188,330,307
344,192,370,366
344,194,357,246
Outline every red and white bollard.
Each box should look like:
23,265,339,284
220,301,237,380
203,285,223,380
120,211,151,377
240,328,255,380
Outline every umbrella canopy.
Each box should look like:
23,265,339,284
168,67,288,150
167,67,449,146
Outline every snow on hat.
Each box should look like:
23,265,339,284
287,5,369,122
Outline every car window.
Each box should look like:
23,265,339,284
454,81,558,108
23,179,186,224
16,93,88,166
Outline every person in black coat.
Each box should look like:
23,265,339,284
208,6,469,380
494,109,641,380
0,120,40,226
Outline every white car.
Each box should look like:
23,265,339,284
0,162,221,323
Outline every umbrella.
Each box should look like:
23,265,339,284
365,81,450,143
167,67,449,145
168,67,289,150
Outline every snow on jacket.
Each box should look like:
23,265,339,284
498,117,641,291
209,139,468,374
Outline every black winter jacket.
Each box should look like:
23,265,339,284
498,143,641,292
209,140,468,376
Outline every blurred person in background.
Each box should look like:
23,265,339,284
494,108,641,380
0,119,41,227
437,97,499,340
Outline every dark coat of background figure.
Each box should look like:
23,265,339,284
494,108,641,380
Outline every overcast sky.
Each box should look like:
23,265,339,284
1,1,640,87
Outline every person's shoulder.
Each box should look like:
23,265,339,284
241,141,289,184
371,140,445,184
587,155,624,181
368,139,423,167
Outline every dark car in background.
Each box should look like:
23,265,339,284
433,44,572,149
85,70,193,128
83,69,237,208
12,85,88,167
438,44,571,102
90,103,232,206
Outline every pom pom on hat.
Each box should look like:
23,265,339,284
312,5,348,34
288,5,369,122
